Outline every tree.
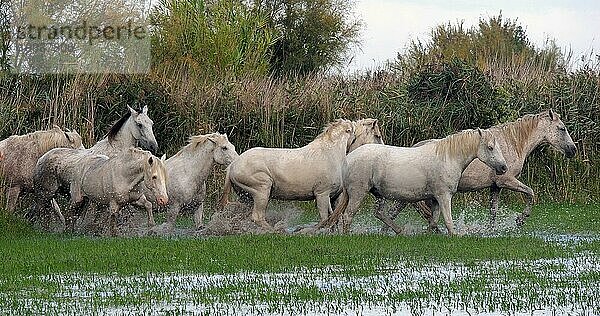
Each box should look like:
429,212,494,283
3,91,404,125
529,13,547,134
254,0,361,76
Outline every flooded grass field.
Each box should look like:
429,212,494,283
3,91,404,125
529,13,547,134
1,203,599,315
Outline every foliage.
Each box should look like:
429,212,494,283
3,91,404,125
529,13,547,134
0,0,10,73
396,13,565,74
254,0,361,76
150,0,276,80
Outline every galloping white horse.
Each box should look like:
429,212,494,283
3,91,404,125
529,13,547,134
384,109,577,229
89,105,158,156
220,119,383,230
323,129,508,235
148,133,239,235
34,147,168,235
0,126,83,212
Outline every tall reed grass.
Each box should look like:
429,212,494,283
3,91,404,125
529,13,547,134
0,54,598,214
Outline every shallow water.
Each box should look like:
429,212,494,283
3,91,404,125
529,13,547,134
2,254,599,315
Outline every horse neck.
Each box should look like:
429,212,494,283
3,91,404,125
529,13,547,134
307,135,349,161
172,143,215,178
35,132,64,153
434,134,479,172
111,153,146,187
517,126,546,160
109,120,136,149
499,119,546,161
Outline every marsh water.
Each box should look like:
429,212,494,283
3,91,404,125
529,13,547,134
3,206,600,315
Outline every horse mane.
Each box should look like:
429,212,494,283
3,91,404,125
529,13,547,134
8,126,69,154
172,133,219,157
492,111,550,157
314,119,351,143
354,118,381,139
434,129,480,159
107,111,132,142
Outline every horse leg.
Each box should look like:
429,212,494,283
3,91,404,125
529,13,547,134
341,188,368,234
497,177,534,226
248,182,273,230
147,203,180,236
6,186,21,213
416,200,434,221
132,195,155,227
108,200,121,237
373,198,404,235
435,193,455,236
194,183,207,230
68,197,86,233
380,200,408,233
51,199,66,231
427,200,441,233
489,185,501,227
193,201,204,230
315,192,333,224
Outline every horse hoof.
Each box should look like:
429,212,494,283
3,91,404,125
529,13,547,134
427,226,442,234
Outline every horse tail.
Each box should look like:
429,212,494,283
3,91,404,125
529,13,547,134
316,188,349,229
219,168,232,210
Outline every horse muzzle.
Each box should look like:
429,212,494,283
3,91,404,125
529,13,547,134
137,139,159,155
156,196,168,206
565,145,577,158
495,164,508,175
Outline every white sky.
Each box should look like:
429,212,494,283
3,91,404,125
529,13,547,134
346,0,600,72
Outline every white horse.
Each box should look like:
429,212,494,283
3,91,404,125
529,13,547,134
0,126,83,212
323,129,508,235
148,133,239,235
220,119,383,230
89,105,158,156
82,105,160,230
34,147,168,235
384,109,577,230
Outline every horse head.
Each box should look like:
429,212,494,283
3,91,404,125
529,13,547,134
540,109,577,158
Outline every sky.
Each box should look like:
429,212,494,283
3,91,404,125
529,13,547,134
346,0,600,72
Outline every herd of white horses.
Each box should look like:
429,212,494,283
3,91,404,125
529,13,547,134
0,106,576,236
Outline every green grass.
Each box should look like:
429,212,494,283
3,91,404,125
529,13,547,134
0,234,567,276
1,203,599,315
521,203,600,234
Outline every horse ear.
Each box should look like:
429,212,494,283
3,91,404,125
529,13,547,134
206,134,218,144
370,119,382,135
142,105,148,114
161,154,166,161
477,128,483,137
148,156,153,165
64,132,72,142
127,105,138,115
548,109,556,120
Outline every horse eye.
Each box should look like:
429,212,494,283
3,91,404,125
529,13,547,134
558,126,566,131
152,175,157,179
137,123,143,128
487,145,493,151
222,146,228,151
